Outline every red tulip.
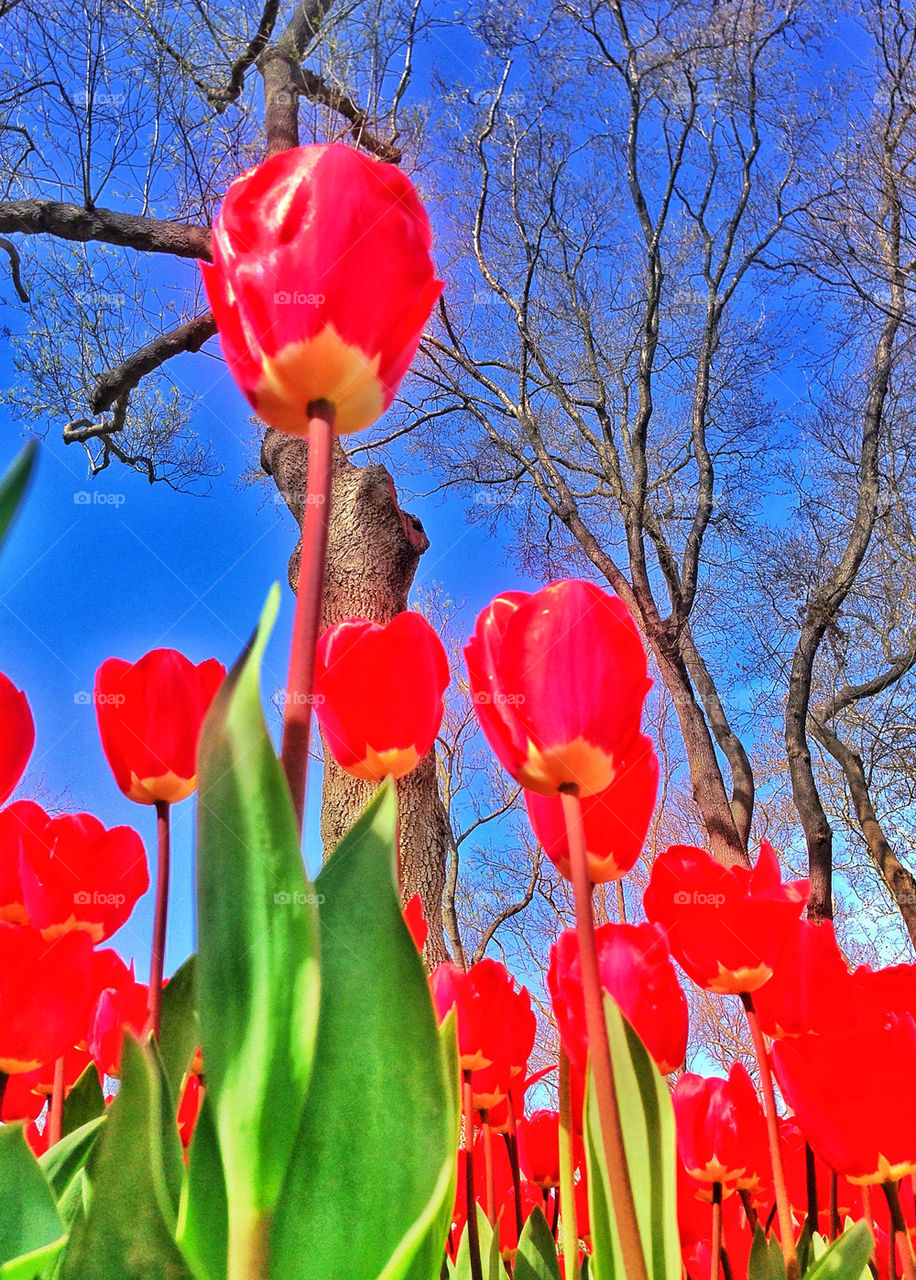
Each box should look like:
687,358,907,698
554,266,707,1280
773,1013,916,1184
525,734,658,882
202,143,442,437
465,580,651,798
0,672,33,807
851,962,916,1021
0,923,97,1072
17,807,148,942
517,1110,563,1188
314,613,449,780
754,918,851,1039
94,649,225,804
1,1071,45,1123
643,840,808,995
87,956,149,1078
178,1073,203,1150
548,922,688,1076
403,893,428,954
673,1063,770,1199
430,958,535,1108
0,800,42,924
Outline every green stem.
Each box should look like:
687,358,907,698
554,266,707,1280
280,401,335,831
884,1182,916,1280
463,1072,483,1280
558,1045,582,1280
741,992,798,1280
227,1207,271,1280
46,1056,66,1147
711,1182,723,1280
563,789,649,1280
480,1108,496,1224
146,799,170,1037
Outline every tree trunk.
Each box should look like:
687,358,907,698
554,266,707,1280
260,427,452,966
809,717,916,951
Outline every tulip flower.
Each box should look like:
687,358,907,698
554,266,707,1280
403,893,428,954
0,799,43,924
94,648,225,805
17,808,148,943
430,958,535,1108
773,1013,916,1184
548,922,688,1077
178,1073,203,1149
87,956,149,1078
673,1063,770,1199
517,1110,564,1189
525,734,659,882
643,840,808,995
754,918,851,1039
0,672,33,807
1,1071,45,1123
202,143,442,437
465,580,650,798
314,613,449,780
0,923,97,1072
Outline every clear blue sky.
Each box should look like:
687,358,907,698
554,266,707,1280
0,325,529,983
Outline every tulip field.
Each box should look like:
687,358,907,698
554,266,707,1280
0,139,912,1280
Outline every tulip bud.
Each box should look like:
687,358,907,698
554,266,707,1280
202,143,443,436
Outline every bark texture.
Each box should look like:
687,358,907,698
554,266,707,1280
261,427,452,966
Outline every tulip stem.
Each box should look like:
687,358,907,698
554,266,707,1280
146,799,171,1038
47,1056,66,1147
738,1188,758,1235
830,1172,840,1240
280,401,335,831
884,1182,916,1280
558,1046,582,1280
740,993,798,1280
506,1092,524,1240
711,1182,723,1280
463,1072,484,1280
480,1109,496,1224
805,1142,819,1237
563,788,649,1280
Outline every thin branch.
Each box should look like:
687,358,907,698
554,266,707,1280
90,311,217,413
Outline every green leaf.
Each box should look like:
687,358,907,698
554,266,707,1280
0,441,36,555
515,1205,561,1280
196,585,320,1265
585,995,680,1280
39,1117,105,1199
271,782,457,1280
61,1036,193,1280
45,1170,88,1280
452,1208,502,1280
62,1064,105,1138
806,1223,873,1280
0,1126,64,1271
748,1225,787,1280
177,1091,227,1280
159,954,199,1102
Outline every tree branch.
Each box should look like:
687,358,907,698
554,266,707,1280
90,311,217,413
0,200,211,260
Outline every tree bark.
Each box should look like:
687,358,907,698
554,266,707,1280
809,716,916,952
260,428,452,966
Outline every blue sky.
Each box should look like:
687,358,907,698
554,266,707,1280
0,320,527,982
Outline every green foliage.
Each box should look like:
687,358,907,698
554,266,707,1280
515,1206,562,1280
806,1223,874,1280
0,1125,64,1279
270,782,458,1280
0,442,36,554
195,585,320,1270
585,996,680,1280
